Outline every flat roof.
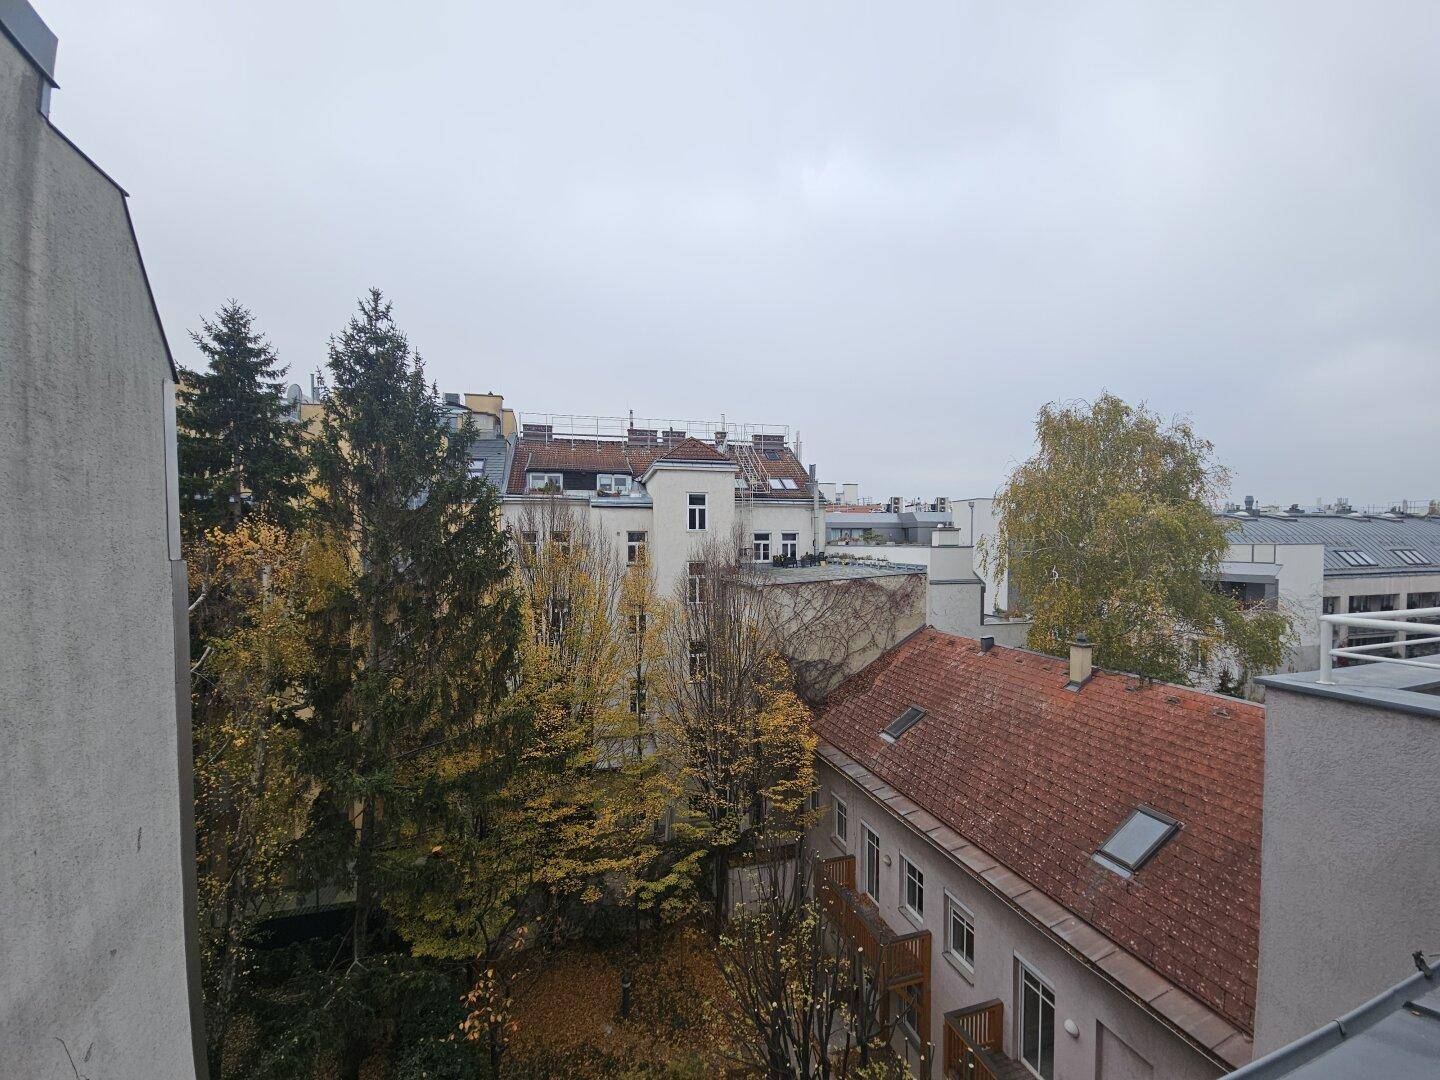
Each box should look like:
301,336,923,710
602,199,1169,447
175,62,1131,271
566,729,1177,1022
1257,664,1440,721
744,561,925,585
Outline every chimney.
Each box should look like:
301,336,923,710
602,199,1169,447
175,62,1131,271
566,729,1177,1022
1243,495,1255,513
980,635,995,653
1067,636,1094,689
714,430,728,450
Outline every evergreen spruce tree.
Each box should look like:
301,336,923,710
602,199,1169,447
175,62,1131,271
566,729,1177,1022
302,289,523,979
178,301,305,538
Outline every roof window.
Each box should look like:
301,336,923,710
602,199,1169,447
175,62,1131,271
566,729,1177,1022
1393,548,1429,566
1335,549,1379,567
1094,808,1179,875
879,706,925,743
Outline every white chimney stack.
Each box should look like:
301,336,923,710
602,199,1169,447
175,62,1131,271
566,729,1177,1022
1068,636,1094,688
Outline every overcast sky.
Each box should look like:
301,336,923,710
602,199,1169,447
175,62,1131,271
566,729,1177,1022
40,1,1440,506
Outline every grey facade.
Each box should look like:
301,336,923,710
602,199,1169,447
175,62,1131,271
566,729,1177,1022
1,6,204,1078
1251,665,1440,1057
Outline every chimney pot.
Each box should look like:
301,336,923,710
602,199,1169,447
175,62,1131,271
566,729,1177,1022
1068,636,1094,688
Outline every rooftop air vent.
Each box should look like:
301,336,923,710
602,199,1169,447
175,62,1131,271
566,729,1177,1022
879,706,925,744
1093,807,1179,876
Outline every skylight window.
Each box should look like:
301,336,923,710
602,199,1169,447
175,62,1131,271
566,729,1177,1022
768,478,785,490
879,706,925,743
1393,548,1429,566
780,478,799,490
1335,549,1379,567
1094,808,1179,875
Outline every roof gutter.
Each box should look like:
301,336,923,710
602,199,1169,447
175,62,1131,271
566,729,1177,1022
1222,958,1437,1079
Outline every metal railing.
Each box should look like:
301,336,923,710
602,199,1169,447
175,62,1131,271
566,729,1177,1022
1319,606,1440,683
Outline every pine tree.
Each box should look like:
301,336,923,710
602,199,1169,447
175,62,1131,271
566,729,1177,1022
178,301,305,538
301,289,523,975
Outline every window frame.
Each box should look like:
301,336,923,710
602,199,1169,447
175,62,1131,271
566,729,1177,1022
862,823,881,900
686,561,705,606
626,530,647,565
1094,806,1180,875
1018,959,1056,1080
944,891,976,975
781,531,798,559
753,532,771,562
900,853,925,924
526,471,564,492
687,492,708,531
597,473,633,496
833,795,849,846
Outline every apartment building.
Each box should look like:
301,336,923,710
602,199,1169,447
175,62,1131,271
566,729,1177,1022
809,631,1261,1079
1,4,205,1075
1220,513,1440,671
451,399,823,596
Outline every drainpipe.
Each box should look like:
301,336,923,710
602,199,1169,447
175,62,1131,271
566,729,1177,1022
810,464,821,554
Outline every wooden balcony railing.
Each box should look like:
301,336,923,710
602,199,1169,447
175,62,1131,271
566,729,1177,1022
942,999,1007,1080
815,855,933,1044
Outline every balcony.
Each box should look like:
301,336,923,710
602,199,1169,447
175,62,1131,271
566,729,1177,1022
815,855,932,1044
943,1000,1030,1080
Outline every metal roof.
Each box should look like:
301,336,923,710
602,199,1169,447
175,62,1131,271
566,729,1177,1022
1223,515,1440,576
466,436,513,492
1225,964,1440,1079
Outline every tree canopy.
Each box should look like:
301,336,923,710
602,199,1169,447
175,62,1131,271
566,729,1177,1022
982,393,1293,685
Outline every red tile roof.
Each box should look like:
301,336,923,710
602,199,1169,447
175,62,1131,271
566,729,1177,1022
814,629,1264,1035
505,435,810,498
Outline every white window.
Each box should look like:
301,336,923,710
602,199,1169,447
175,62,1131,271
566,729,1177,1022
945,894,975,970
808,788,821,813
781,531,798,559
768,478,785,490
1020,963,1056,1080
626,531,647,565
753,532,771,562
687,561,705,606
902,856,924,919
687,492,707,531
833,796,849,844
688,640,706,680
526,471,563,492
597,473,632,495
863,825,880,899
781,478,798,490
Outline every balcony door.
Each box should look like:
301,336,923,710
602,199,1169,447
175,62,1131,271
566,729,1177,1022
863,824,881,899
1018,960,1055,1079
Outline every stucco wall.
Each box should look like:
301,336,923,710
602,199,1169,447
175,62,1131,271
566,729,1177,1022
1253,686,1440,1054
811,762,1224,1080
0,34,201,1080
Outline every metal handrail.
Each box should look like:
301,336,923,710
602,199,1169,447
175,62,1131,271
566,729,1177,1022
1319,606,1440,683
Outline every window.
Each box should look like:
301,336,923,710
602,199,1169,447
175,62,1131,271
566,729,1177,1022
1020,964,1056,1079
1408,592,1440,610
526,471,563,492
767,477,799,490
626,531,647,565
688,641,707,680
519,530,539,555
629,677,646,718
781,532,798,559
687,561,705,606
1335,549,1379,567
550,530,570,554
902,857,924,919
880,706,925,744
833,797,849,844
863,826,880,899
946,895,975,970
753,532,771,562
1349,594,1397,614
768,478,785,490
809,788,821,813
1095,807,1179,874
687,492,707,531
1393,548,1430,566
596,473,632,496
897,983,922,1042
1322,596,1338,615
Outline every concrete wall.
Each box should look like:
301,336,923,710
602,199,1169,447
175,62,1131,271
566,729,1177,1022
812,762,1223,1080
1222,543,1326,673
0,24,202,1080
1252,685,1440,1053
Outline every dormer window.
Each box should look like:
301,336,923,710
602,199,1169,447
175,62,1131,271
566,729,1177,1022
879,706,925,743
1094,807,1179,875
526,472,563,493
597,473,632,496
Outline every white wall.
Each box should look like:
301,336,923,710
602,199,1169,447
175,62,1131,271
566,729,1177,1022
812,763,1225,1080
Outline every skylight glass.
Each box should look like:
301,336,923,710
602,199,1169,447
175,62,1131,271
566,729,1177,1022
1095,808,1179,873
1393,548,1429,566
879,706,925,743
1335,549,1379,567
768,478,785,489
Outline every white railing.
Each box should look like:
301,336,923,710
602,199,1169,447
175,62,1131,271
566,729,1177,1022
1319,606,1440,683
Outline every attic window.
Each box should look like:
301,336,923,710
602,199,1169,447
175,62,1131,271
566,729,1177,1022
879,706,925,743
1393,548,1429,566
768,478,785,490
1335,549,1379,567
1094,808,1179,875
780,478,799,490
